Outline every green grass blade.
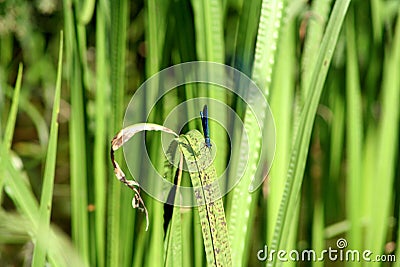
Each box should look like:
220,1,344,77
1,158,85,266
0,64,40,244
179,130,232,267
143,2,170,266
191,0,227,177
78,0,96,24
361,124,376,232
165,204,183,267
191,0,224,62
2,63,22,151
227,0,285,265
267,16,295,242
145,0,166,76
370,0,382,42
2,85,50,149
108,0,131,265
0,160,85,266
345,7,363,252
63,2,90,263
181,210,193,266
0,63,22,203
164,141,183,267
368,5,400,264
311,202,324,267
31,31,63,267
93,1,109,266
227,0,262,223
327,83,345,222
268,1,351,266
251,0,284,99
233,0,261,76
301,0,333,98
193,211,204,267
145,142,166,266
2,158,39,227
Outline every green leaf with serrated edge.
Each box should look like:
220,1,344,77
178,130,232,267
227,1,285,265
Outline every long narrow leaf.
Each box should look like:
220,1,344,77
368,6,400,264
345,7,363,252
31,31,63,267
0,63,23,202
108,0,130,265
93,1,109,266
228,1,285,265
268,1,351,266
179,130,231,267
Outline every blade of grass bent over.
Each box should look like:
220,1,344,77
110,123,179,231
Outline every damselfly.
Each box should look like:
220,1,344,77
200,105,212,148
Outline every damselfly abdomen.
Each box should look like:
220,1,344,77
200,105,212,148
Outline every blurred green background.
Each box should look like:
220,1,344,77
0,0,399,266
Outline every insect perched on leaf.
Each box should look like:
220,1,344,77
200,105,212,148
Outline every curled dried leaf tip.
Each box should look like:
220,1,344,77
110,123,178,232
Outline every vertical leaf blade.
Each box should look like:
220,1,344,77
268,1,351,266
32,31,63,267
